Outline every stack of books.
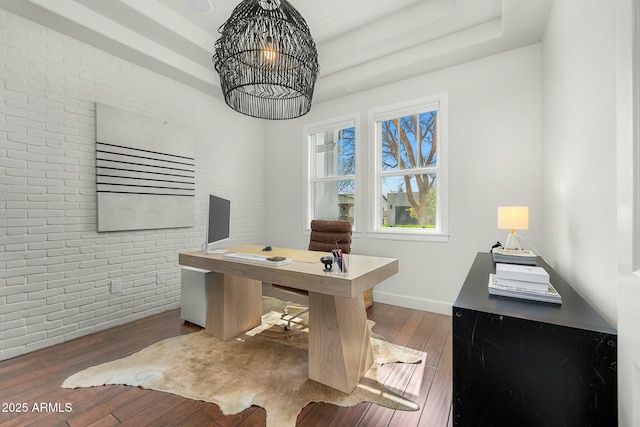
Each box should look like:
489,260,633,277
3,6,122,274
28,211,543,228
488,263,562,304
491,248,537,265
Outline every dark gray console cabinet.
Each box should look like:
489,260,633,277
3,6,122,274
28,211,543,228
453,253,617,426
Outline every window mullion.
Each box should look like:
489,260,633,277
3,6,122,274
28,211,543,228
313,175,356,183
378,168,437,177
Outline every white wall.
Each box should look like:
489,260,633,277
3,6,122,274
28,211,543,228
265,45,543,314
615,1,639,424
0,10,266,361
541,0,618,327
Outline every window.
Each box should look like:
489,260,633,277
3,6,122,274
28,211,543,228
303,115,359,229
370,94,448,240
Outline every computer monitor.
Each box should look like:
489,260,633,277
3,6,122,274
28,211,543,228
203,195,230,254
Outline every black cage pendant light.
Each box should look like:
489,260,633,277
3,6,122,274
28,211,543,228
212,0,319,120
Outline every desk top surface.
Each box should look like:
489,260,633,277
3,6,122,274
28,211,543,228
453,252,616,334
179,245,398,299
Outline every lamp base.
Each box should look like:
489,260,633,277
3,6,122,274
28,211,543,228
504,232,523,251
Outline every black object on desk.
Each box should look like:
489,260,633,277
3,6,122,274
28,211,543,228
453,252,617,426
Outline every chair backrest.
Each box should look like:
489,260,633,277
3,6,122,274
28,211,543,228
308,220,352,254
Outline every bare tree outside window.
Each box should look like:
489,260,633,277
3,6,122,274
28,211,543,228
379,110,438,228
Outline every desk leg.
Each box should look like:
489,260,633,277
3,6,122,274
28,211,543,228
308,292,374,394
205,272,262,340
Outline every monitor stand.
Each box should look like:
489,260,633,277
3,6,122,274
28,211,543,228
202,243,228,254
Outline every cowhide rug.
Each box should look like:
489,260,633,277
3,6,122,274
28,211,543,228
62,297,423,427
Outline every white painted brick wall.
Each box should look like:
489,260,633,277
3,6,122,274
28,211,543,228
0,9,267,361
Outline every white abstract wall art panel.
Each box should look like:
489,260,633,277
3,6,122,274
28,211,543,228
96,103,195,232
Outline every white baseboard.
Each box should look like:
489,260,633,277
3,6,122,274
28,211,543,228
372,290,452,316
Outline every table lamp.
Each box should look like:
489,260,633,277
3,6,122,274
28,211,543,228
497,206,529,250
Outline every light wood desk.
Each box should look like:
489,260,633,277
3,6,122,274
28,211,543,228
178,244,398,394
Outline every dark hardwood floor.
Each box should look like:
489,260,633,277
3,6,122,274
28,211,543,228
0,300,453,427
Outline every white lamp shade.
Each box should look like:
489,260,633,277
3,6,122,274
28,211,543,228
497,206,529,230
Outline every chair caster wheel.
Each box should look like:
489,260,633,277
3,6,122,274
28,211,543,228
284,325,291,331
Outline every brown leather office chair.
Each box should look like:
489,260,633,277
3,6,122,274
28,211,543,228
276,220,372,330
307,219,351,253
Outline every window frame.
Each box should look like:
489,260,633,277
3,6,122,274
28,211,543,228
302,113,361,233
368,93,449,242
